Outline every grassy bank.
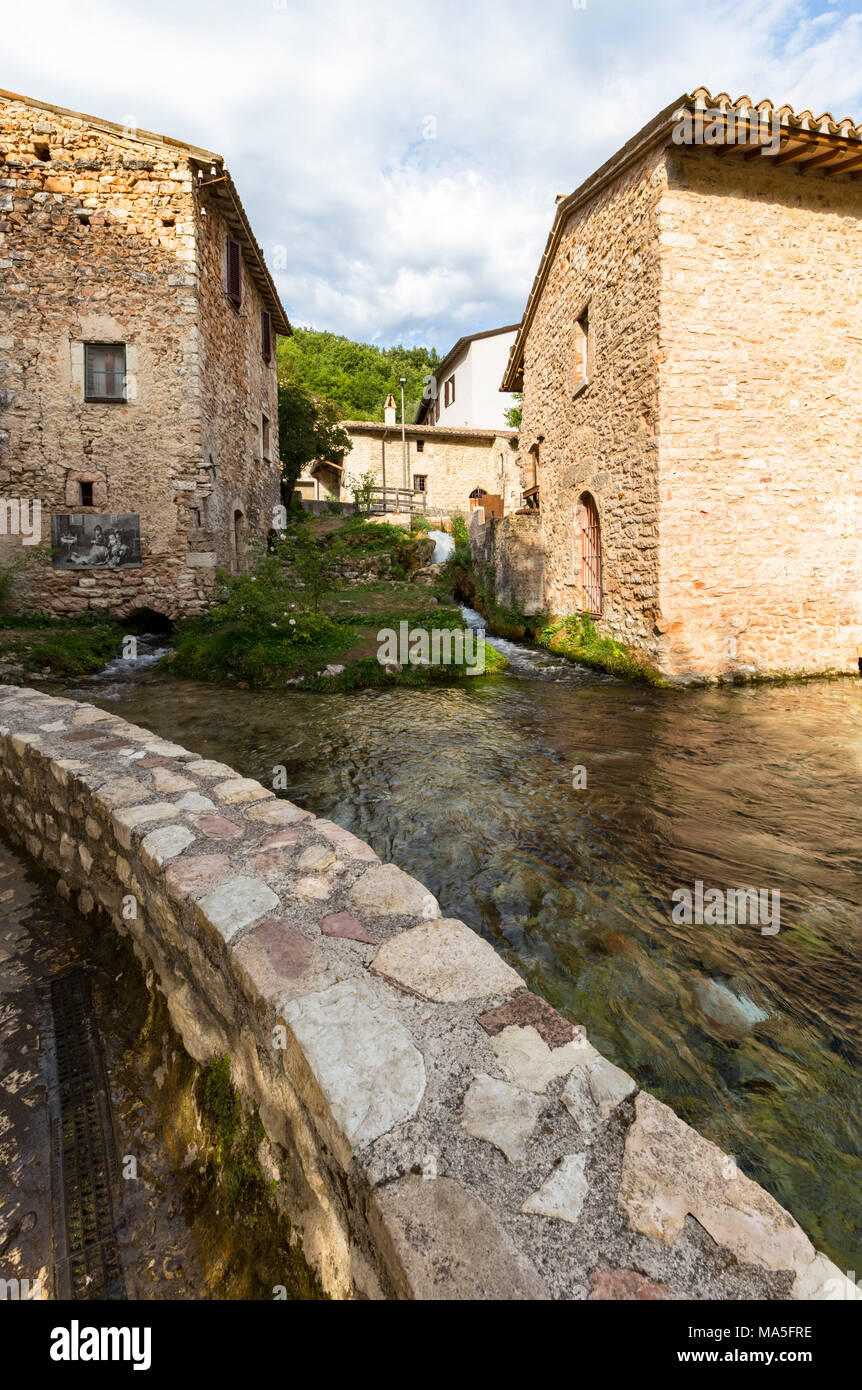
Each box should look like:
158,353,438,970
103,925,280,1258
536,614,668,686
168,513,507,691
0,613,125,679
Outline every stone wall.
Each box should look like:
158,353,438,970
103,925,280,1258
196,189,280,572
343,424,520,517
1,685,856,1301
0,93,280,619
514,146,666,657
656,150,862,679
470,512,546,615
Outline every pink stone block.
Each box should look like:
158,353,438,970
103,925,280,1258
192,814,244,840
231,917,324,999
165,853,231,901
259,829,302,849
314,818,379,862
319,912,374,944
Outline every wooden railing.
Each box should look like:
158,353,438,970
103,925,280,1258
368,487,427,514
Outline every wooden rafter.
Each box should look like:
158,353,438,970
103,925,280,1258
796,146,850,172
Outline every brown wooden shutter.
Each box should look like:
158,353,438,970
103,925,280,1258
261,308,272,362
226,237,242,306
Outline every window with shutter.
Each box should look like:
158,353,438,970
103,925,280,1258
261,309,272,362
226,237,242,307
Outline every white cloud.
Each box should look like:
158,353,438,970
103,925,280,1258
1,0,860,350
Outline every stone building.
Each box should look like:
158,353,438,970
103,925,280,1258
502,88,862,680
0,89,290,620
326,406,519,519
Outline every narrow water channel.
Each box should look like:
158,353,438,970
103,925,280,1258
0,829,204,1299
49,637,862,1275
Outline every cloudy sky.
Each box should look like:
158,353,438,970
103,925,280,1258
3,0,861,352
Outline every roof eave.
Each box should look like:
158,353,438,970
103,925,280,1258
502,86,862,391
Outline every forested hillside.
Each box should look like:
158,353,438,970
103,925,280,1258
277,328,441,423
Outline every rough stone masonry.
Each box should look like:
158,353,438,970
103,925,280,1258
0,89,288,620
0,685,858,1300
504,89,862,682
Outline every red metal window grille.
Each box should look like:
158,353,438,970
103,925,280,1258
580,496,602,615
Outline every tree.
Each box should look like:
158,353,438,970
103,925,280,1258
277,373,353,507
346,468,378,516
504,391,523,430
276,328,441,422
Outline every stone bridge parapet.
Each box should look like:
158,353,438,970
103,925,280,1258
0,687,855,1301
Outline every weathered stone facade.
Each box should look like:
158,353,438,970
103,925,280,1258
340,422,520,517
0,90,288,619
469,511,546,615
504,90,862,680
2,684,857,1300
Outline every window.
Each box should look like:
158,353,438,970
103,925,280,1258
84,344,126,402
573,306,590,393
261,308,273,362
444,374,456,407
79,481,94,507
226,236,242,307
578,493,602,615
414,474,427,492
416,439,424,452
528,442,539,490
261,412,271,461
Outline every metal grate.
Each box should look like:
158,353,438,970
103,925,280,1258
580,494,602,616
48,969,125,1300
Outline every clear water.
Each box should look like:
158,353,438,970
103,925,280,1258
53,650,862,1273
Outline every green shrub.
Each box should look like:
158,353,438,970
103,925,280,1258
170,548,347,685
339,517,406,552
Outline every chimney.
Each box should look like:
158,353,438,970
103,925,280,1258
383,392,396,427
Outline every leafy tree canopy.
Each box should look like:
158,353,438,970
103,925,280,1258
277,327,441,424
277,374,353,506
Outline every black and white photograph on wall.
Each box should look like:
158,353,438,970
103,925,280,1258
50,512,142,569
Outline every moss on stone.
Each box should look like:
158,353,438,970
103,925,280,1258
538,615,668,686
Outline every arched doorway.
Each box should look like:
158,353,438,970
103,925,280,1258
468,487,487,513
577,493,602,616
